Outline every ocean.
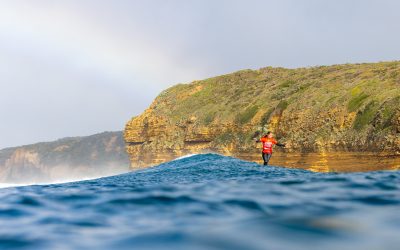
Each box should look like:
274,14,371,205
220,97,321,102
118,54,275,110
0,154,399,250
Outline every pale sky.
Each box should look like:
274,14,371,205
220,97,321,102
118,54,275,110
1,0,399,148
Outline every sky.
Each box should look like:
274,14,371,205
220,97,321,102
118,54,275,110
0,0,399,149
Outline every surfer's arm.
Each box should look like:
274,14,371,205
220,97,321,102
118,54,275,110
276,142,285,147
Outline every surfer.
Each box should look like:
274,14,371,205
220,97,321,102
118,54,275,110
255,132,285,166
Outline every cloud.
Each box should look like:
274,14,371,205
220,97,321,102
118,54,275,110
0,0,399,148
0,1,203,85
0,1,206,148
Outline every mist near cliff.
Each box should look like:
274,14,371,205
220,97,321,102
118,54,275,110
0,131,130,185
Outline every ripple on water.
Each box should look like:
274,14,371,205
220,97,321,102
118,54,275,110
0,153,399,250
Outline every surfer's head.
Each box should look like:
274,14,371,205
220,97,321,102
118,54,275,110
264,131,273,138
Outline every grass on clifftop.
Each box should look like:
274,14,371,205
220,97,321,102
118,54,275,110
152,61,400,135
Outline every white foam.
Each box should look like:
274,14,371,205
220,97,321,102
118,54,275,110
0,172,128,189
0,183,27,189
174,154,200,160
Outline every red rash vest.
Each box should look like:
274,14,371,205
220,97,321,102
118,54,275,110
260,137,277,154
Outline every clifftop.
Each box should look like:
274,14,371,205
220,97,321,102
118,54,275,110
125,61,400,168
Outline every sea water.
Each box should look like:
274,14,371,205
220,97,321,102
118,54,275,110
0,154,399,250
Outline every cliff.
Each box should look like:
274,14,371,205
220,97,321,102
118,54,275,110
0,131,130,183
124,61,400,168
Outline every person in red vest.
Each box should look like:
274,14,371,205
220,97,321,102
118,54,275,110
255,131,285,165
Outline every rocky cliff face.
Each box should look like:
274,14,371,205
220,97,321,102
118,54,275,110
0,131,130,183
125,62,400,168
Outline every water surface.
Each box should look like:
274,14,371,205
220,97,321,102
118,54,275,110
237,152,400,172
0,154,399,250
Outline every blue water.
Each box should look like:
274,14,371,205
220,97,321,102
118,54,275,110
0,154,399,250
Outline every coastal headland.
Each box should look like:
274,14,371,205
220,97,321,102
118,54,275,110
125,61,400,171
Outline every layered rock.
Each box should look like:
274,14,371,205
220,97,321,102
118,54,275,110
125,61,400,168
0,131,130,183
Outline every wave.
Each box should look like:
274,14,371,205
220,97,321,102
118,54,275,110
0,153,398,250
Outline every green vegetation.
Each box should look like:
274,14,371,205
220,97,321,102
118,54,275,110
150,61,400,131
280,79,296,88
379,97,400,129
276,100,289,112
214,131,235,145
350,86,362,96
204,111,216,125
348,92,370,112
353,101,379,131
235,105,259,124
213,131,255,146
260,108,274,125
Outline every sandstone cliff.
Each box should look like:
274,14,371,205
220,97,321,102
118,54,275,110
125,61,400,168
0,131,130,183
